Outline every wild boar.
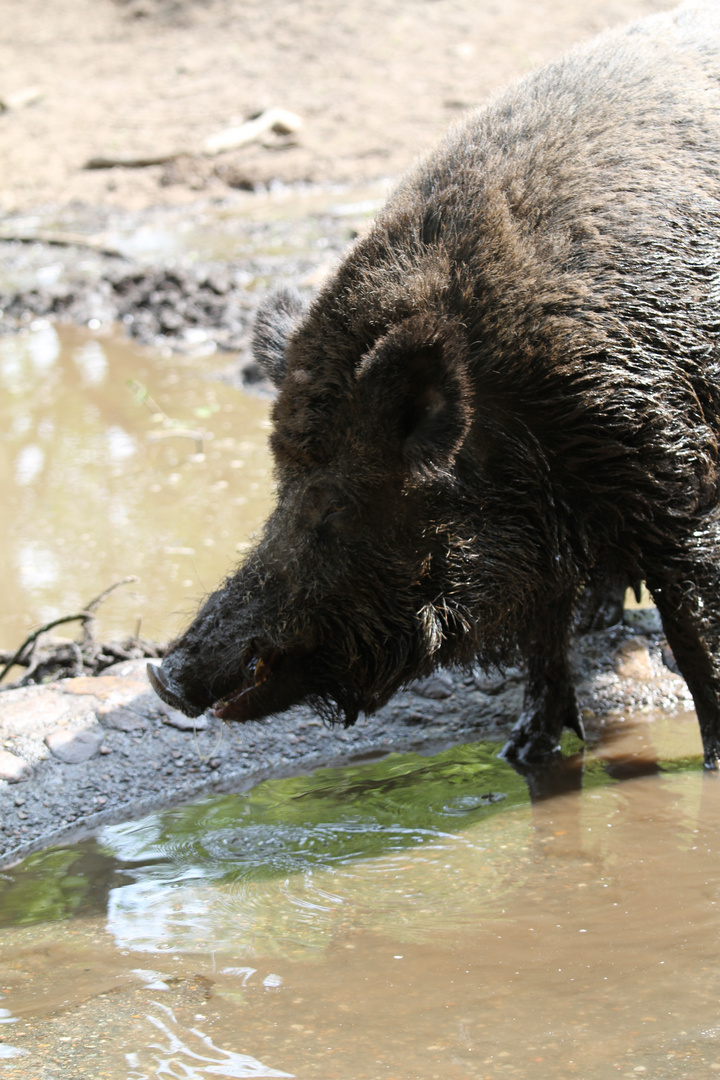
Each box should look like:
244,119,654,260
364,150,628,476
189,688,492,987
148,3,720,767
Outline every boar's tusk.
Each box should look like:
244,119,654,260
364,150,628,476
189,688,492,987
146,662,207,718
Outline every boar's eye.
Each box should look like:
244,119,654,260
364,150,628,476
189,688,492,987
321,503,349,525
311,487,352,528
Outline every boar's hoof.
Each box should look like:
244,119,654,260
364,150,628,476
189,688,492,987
702,742,720,771
500,732,562,766
500,709,586,765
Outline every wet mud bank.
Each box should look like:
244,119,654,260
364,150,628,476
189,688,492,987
0,188,382,389
0,608,694,867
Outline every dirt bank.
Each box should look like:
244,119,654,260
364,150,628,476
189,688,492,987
0,0,675,376
0,187,375,389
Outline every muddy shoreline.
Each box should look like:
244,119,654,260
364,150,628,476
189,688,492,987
0,605,694,867
0,187,381,392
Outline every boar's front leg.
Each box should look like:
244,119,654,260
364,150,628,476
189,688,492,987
501,604,584,764
646,555,720,769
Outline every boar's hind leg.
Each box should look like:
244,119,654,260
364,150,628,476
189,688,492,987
647,563,720,769
501,612,583,765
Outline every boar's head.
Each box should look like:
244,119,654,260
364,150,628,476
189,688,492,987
150,248,566,726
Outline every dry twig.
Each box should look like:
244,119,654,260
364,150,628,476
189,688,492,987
83,107,302,169
0,577,164,689
0,229,126,259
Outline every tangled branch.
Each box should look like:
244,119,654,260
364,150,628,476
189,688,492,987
0,577,165,689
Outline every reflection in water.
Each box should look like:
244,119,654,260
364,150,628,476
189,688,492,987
129,1002,294,1079
0,1001,24,1064
16,539,59,591
1,719,720,1076
14,442,45,486
0,322,274,650
24,320,60,374
73,338,109,386
0,741,530,933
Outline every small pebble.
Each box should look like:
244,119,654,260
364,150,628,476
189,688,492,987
407,672,454,699
161,708,208,731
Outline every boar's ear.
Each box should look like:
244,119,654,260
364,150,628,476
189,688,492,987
400,343,473,472
252,288,306,387
360,332,473,473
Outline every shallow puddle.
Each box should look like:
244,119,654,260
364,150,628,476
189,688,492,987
0,321,273,652
0,710,718,1078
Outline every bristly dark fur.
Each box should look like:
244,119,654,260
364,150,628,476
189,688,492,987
151,4,720,768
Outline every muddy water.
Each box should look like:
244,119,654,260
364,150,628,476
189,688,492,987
0,321,273,652
0,710,717,1079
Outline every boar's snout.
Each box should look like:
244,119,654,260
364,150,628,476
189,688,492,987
147,564,295,721
149,637,319,724
147,656,212,718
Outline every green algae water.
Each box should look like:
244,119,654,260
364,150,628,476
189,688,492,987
0,719,719,1079
0,740,532,930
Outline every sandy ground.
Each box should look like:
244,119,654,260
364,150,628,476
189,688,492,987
0,0,674,212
